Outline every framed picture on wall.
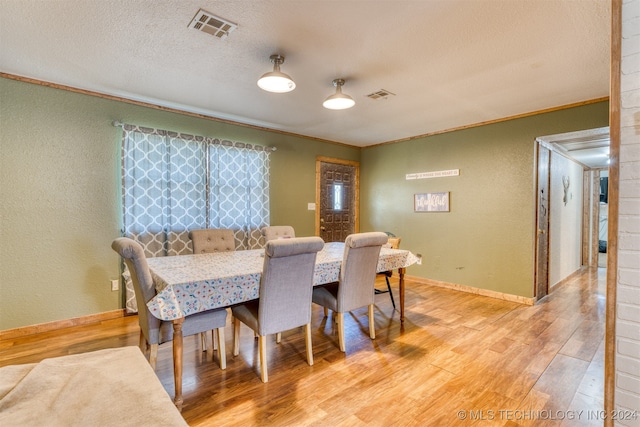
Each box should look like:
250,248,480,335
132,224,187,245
414,192,450,212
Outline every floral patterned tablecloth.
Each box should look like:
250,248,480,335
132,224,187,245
146,242,419,321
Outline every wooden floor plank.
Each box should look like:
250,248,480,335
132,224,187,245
0,268,606,426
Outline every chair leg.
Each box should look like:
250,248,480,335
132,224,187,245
217,327,226,369
200,332,213,352
233,317,241,356
212,329,218,351
259,335,268,383
276,332,282,343
324,307,329,317
374,275,388,294
139,330,148,355
149,343,159,370
337,312,346,352
305,323,314,366
368,304,375,339
386,276,396,310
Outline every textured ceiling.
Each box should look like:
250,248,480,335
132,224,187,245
0,0,610,148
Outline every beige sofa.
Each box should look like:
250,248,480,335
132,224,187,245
0,346,187,426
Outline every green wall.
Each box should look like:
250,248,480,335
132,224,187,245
0,76,608,330
360,102,609,298
0,77,358,329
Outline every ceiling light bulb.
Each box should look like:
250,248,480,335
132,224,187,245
257,55,296,93
323,79,355,110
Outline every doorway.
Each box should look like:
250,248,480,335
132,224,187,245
534,127,610,299
315,157,359,242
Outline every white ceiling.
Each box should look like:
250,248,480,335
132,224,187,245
539,127,611,169
557,138,610,168
0,0,611,148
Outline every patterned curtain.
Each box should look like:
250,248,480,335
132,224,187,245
120,124,271,311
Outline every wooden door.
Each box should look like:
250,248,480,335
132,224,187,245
535,144,551,299
316,157,359,242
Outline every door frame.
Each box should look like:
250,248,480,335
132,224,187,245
534,141,551,300
315,156,360,237
584,169,608,268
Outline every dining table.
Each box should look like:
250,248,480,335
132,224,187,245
146,241,419,406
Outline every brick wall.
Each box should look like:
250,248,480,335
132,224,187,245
616,0,640,424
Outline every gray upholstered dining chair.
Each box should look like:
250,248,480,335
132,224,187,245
189,228,235,253
231,236,324,382
312,231,388,352
188,228,235,351
111,237,228,370
261,225,295,242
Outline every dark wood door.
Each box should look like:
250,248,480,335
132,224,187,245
316,158,359,242
535,144,551,299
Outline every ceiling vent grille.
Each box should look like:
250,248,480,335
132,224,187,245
366,89,396,100
188,9,238,39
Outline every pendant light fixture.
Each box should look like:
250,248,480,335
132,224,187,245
257,54,296,93
322,79,355,110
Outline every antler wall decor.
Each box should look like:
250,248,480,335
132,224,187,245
562,176,571,206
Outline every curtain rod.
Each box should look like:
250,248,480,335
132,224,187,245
111,120,276,151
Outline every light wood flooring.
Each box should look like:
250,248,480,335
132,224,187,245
0,268,606,426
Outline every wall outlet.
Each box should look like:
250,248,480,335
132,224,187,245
416,253,423,265
111,279,119,291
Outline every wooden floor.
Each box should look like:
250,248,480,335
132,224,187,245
0,268,606,426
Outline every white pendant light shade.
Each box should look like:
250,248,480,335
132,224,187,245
323,79,355,110
257,54,296,93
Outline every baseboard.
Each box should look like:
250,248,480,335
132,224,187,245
405,275,536,306
550,266,587,288
0,309,128,340
2,275,540,340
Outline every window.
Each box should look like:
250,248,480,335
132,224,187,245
120,124,271,256
333,183,343,211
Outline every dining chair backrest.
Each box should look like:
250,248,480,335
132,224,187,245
111,237,162,343
258,236,324,336
337,232,389,312
189,228,235,253
112,237,228,373
261,225,295,242
386,237,401,249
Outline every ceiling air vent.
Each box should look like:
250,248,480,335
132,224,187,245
188,9,238,39
366,89,396,100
